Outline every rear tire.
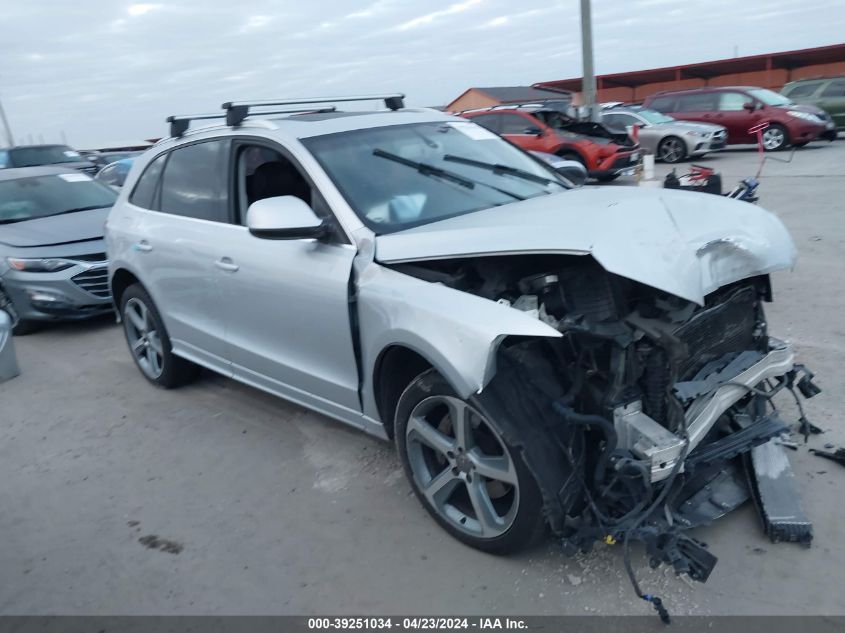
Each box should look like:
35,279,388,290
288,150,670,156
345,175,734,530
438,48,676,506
761,124,789,151
395,369,545,554
120,284,199,388
658,135,687,163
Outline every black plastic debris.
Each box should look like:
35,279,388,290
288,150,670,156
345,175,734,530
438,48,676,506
810,447,845,468
746,439,813,546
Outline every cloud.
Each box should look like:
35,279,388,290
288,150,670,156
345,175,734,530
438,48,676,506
394,0,483,31
127,3,162,17
1,0,844,147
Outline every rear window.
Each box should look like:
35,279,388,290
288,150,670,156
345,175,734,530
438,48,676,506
7,146,86,168
0,173,116,224
467,114,501,133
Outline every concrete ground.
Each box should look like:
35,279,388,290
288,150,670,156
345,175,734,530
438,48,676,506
1,138,843,616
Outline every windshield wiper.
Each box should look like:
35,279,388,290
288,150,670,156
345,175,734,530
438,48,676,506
373,148,525,201
443,154,558,187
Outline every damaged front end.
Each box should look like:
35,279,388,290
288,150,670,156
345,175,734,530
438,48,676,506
391,255,820,610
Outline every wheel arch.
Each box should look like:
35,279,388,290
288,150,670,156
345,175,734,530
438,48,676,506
110,267,141,313
372,344,436,439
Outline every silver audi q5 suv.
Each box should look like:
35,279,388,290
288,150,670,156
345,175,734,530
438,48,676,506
106,95,818,577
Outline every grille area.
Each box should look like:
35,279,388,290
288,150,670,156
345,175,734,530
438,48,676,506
71,267,111,298
674,285,758,380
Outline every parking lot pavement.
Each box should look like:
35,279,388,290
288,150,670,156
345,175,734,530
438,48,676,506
1,139,844,617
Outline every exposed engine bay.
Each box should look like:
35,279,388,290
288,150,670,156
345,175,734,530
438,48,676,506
390,254,820,619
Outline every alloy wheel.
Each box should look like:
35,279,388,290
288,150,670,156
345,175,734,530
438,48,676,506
405,395,519,538
659,137,684,163
762,127,785,150
124,297,164,379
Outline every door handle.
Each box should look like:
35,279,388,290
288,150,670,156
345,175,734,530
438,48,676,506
134,240,153,253
215,257,239,272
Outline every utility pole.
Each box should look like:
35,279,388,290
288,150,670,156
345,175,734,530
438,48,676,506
0,95,14,146
580,0,599,122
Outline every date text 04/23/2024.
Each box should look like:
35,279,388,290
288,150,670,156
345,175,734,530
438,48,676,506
307,617,528,630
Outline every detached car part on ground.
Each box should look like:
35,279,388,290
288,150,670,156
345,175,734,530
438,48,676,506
0,280,20,382
459,102,641,181
106,98,820,617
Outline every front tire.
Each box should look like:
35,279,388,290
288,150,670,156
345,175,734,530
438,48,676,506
120,284,199,388
395,369,544,554
658,135,687,163
761,124,789,151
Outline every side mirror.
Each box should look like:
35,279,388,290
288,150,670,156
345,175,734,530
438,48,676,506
552,160,588,186
246,196,327,240
743,101,756,112
524,127,543,136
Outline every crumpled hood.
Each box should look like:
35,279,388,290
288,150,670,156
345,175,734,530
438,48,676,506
375,186,796,305
0,207,109,248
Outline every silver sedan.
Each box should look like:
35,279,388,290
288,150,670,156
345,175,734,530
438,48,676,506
602,105,727,163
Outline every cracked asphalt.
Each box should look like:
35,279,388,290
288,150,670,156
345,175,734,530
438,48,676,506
1,138,843,616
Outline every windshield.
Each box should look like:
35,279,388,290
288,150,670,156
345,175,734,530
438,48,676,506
747,88,792,107
637,109,675,124
0,173,117,224
8,146,87,168
302,121,567,234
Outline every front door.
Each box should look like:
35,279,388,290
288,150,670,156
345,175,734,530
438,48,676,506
216,141,362,420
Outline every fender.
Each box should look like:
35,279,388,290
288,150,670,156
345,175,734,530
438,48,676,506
356,262,561,419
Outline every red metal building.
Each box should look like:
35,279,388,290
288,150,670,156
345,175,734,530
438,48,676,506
536,43,845,104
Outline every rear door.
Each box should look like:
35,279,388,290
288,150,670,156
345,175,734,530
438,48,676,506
817,79,845,128
673,92,719,126
129,139,234,374
215,139,362,420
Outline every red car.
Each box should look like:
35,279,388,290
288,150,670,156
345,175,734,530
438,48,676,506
643,86,837,151
460,104,641,182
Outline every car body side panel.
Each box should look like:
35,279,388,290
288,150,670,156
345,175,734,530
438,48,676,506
355,257,562,412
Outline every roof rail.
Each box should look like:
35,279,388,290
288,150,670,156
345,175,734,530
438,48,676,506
220,93,405,126
165,106,341,137
166,113,226,138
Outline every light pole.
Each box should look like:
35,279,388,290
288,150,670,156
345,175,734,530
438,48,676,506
0,95,14,146
580,0,599,122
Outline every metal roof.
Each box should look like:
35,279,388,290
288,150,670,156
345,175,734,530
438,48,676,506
537,43,845,92
469,86,572,102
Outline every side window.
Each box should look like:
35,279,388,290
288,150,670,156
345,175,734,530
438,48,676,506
676,92,717,112
129,153,167,210
785,82,821,99
821,80,845,97
236,144,313,225
0,150,8,168
468,114,501,133
718,92,750,111
649,96,676,112
500,114,536,134
159,140,231,222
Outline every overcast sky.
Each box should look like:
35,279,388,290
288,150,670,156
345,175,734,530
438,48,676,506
2,0,844,148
